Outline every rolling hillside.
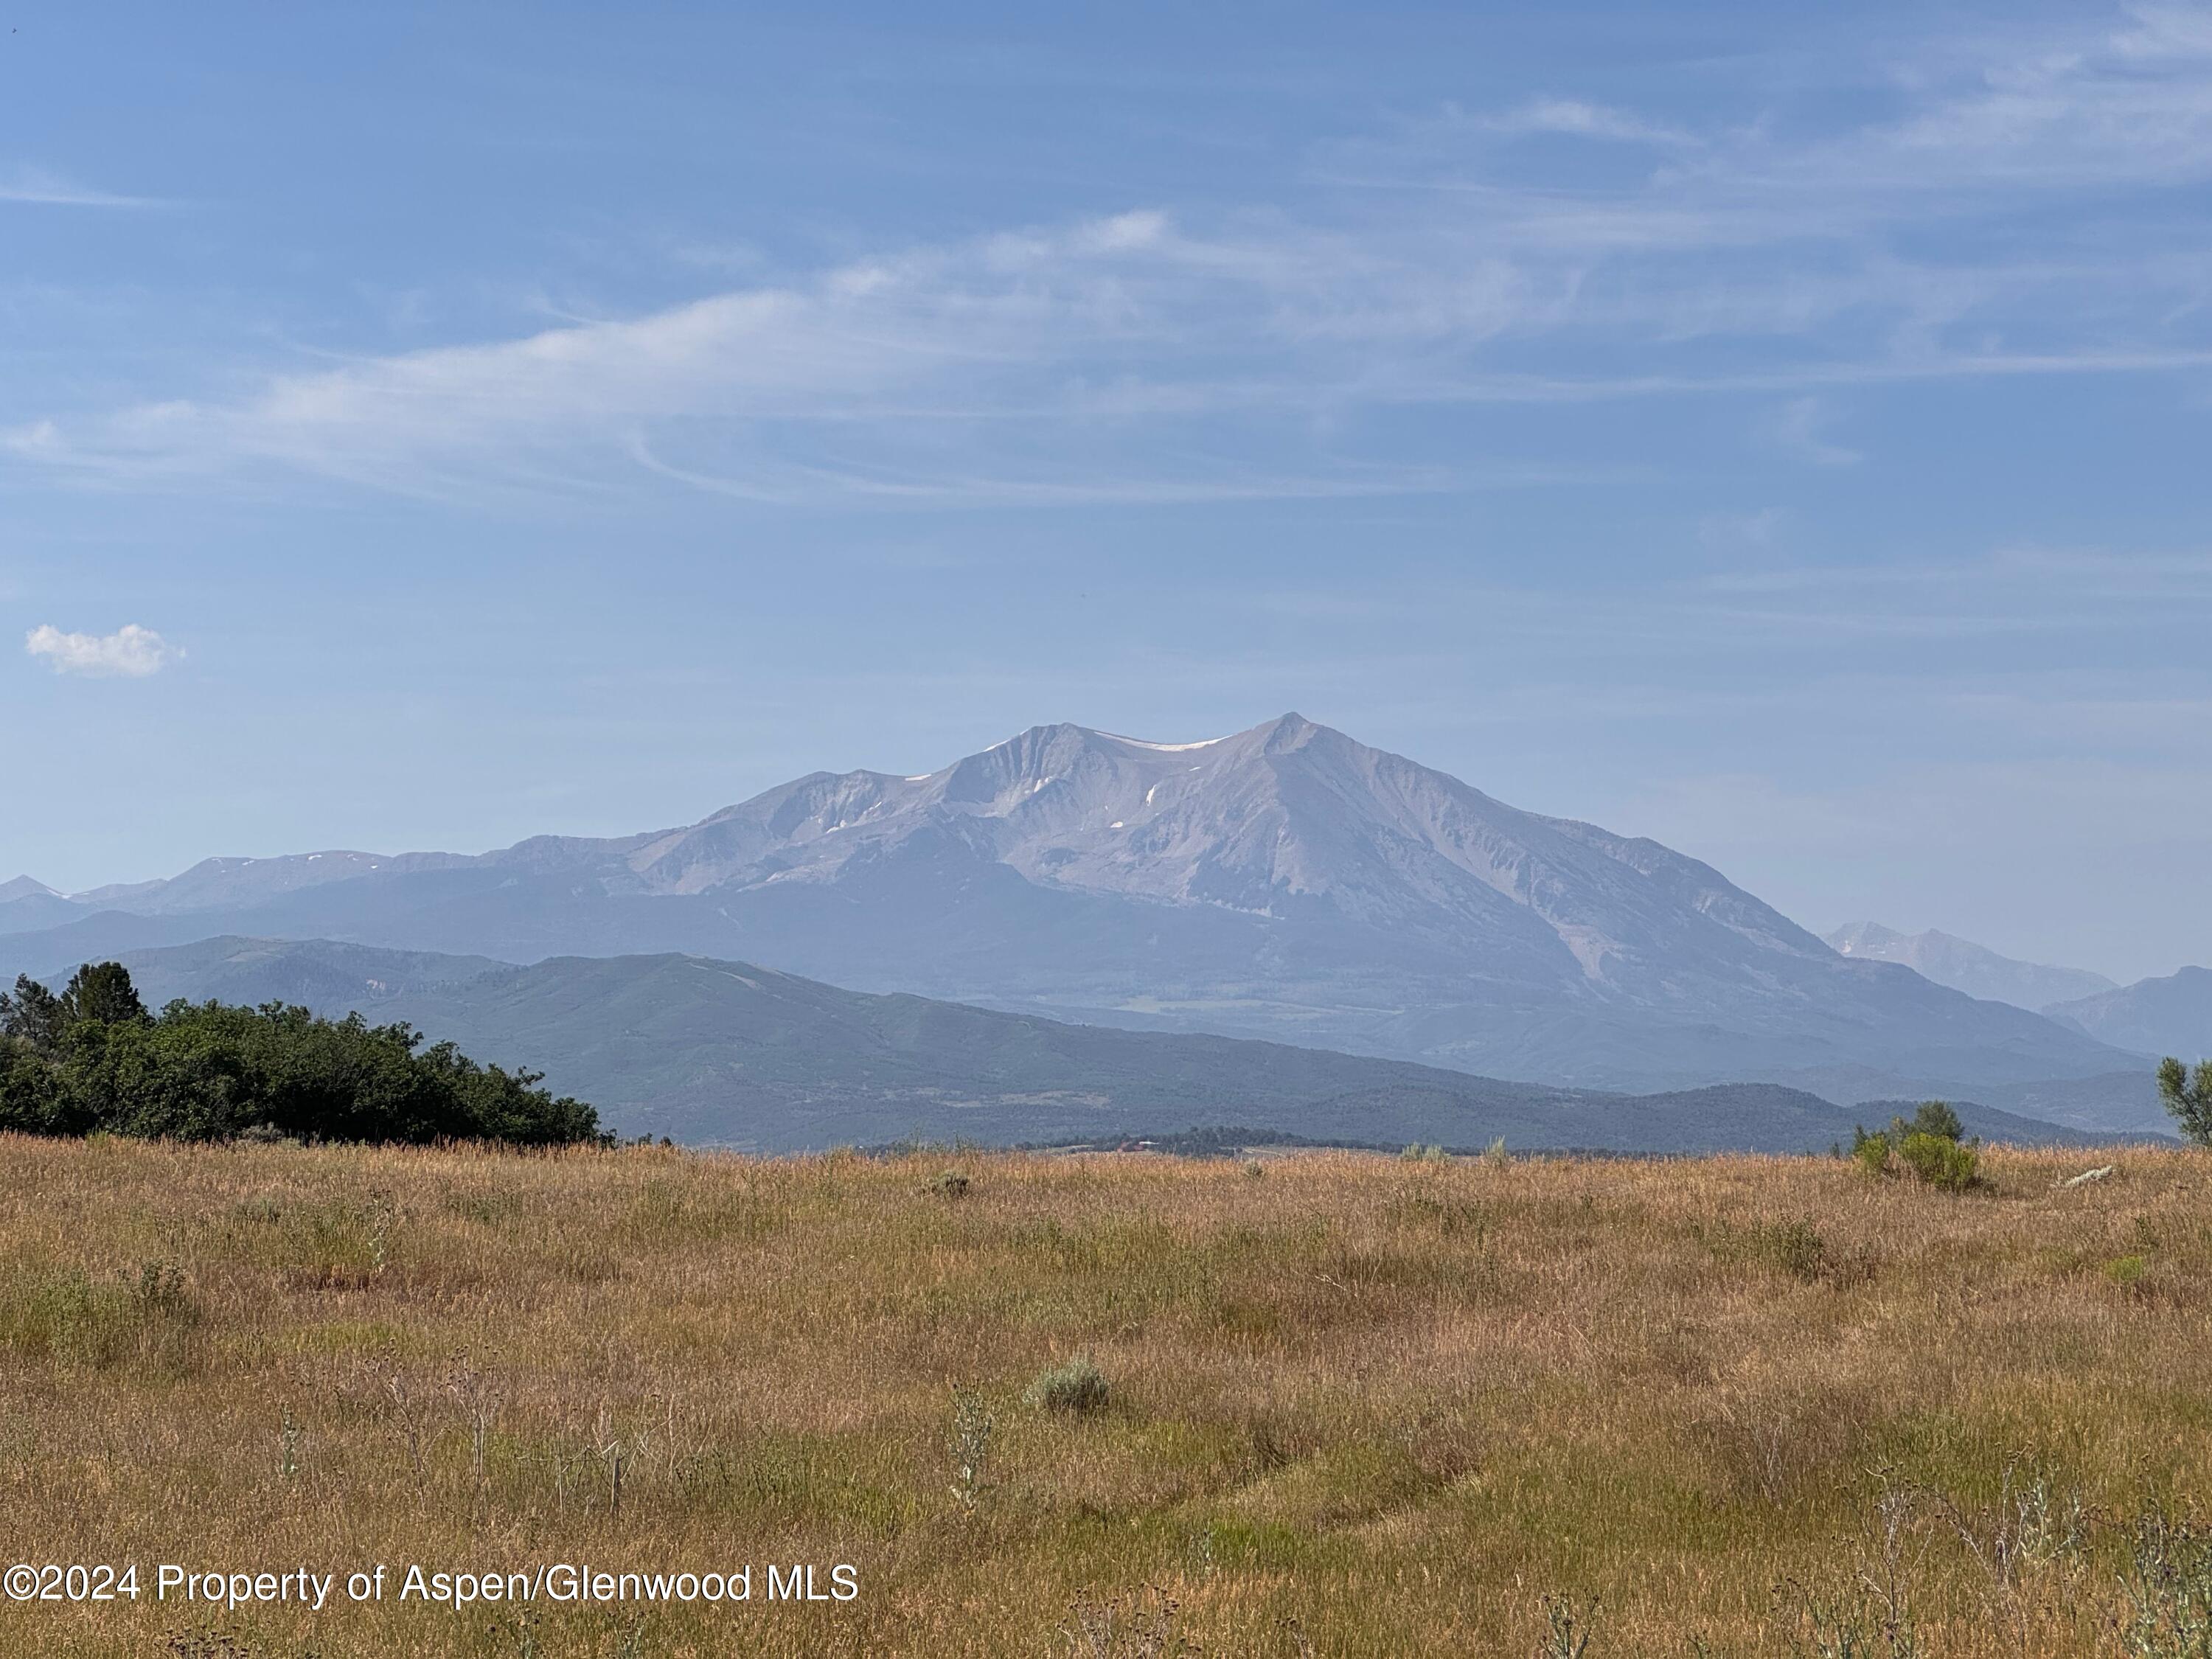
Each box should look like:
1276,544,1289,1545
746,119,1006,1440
75,936,2107,1153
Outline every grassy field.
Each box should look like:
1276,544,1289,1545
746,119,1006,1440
0,1134,2207,1657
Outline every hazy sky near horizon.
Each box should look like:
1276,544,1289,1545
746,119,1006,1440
4,2,2210,982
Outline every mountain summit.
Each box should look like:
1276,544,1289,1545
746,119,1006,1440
614,712,1828,990
0,715,2127,1091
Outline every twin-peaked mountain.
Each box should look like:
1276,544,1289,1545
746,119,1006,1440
0,714,2128,1093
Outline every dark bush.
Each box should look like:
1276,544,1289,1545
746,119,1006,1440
0,964,598,1147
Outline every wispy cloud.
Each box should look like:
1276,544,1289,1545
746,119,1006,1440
0,164,159,208
4,7,2211,506
1473,97,1699,149
1767,397,1862,467
25,624,179,678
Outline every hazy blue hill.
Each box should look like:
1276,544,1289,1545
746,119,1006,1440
0,877,90,937
2045,966,2212,1062
100,933,511,1012
74,936,2106,1154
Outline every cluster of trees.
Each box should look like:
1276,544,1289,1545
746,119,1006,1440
1851,1099,1979,1189
0,962,601,1146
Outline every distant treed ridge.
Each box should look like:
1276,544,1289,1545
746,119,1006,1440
0,963,599,1145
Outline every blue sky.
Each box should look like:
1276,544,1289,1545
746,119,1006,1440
4,1,2210,981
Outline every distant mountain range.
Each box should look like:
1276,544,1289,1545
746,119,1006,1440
1823,922,2212,1081
1824,922,2117,1011
2045,967,2212,1061
69,936,2114,1154
0,716,2140,1104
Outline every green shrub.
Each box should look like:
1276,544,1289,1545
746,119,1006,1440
1756,1217,1828,1282
0,964,598,1146
1899,1131,1978,1192
1023,1354,1109,1415
929,1171,971,1199
1856,1104,1977,1191
1400,1144,1448,1165
2105,1253,2149,1292
0,1262,198,1371
1849,1126,1893,1178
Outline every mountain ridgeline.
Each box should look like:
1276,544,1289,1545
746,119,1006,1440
53,936,2110,1155
0,716,2136,1107
1825,922,2118,1012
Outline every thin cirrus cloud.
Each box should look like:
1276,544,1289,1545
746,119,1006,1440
24,623,180,678
1767,398,1862,467
0,164,158,208
1472,97,1700,148
1,7,2210,507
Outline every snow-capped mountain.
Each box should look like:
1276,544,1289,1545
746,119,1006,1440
0,714,2129,1091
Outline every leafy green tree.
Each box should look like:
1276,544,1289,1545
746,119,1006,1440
2157,1057,2212,1148
1906,1100,1964,1143
59,961,147,1029
0,1038,82,1135
0,975,68,1054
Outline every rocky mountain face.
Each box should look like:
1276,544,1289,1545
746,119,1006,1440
2045,966,2212,1060
1825,922,2116,1010
1,714,2134,1093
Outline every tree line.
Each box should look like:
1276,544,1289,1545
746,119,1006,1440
0,962,601,1146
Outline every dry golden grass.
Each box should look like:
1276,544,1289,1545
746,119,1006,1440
0,1133,2206,1657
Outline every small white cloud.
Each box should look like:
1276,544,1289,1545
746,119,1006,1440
24,623,179,678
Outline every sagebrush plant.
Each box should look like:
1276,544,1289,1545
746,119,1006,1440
1026,1353,1110,1415
0,1133,2204,1656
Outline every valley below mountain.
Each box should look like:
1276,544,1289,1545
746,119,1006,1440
76,936,2115,1154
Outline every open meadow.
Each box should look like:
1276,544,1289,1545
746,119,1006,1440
1,1133,2208,1658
